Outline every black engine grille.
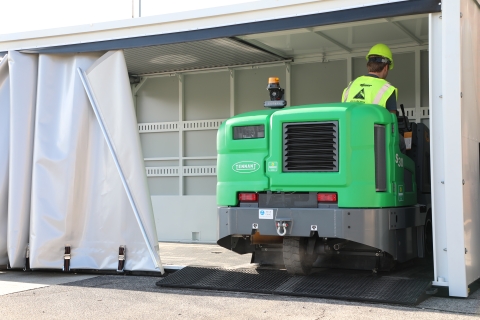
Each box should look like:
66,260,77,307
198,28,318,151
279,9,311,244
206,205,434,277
283,122,338,172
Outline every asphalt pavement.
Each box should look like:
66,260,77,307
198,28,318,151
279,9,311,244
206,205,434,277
0,242,479,319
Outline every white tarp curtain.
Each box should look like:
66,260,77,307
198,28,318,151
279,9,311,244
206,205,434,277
7,51,37,269
0,50,162,272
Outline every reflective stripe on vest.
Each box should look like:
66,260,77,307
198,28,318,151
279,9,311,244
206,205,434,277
373,83,392,104
343,82,353,102
342,76,396,108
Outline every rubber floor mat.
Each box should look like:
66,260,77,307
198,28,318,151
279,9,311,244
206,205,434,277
158,267,291,294
156,266,431,305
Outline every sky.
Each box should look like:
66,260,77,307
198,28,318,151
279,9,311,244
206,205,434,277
0,0,257,35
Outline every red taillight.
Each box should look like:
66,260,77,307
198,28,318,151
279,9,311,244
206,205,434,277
317,193,337,203
238,193,258,202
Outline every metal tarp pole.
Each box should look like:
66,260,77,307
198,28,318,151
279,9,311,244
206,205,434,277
77,67,163,272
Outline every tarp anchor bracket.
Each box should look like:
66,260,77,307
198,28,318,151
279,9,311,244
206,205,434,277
23,244,30,271
63,245,71,272
117,245,126,272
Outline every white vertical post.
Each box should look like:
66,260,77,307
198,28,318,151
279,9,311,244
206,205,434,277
414,49,421,122
428,13,448,286
178,74,184,196
229,69,235,117
347,56,353,84
442,1,468,297
132,77,147,115
429,12,449,290
132,0,141,18
285,62,291,107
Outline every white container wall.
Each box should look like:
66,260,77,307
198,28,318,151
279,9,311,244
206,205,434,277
430,0,480,297
0,57,9,265
461,0,480,290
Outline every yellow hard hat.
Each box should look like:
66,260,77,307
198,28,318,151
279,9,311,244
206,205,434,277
366,43,394,70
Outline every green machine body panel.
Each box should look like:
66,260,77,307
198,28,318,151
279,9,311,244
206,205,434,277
217,103,417,208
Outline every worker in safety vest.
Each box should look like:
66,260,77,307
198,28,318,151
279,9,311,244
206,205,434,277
342,43,405,152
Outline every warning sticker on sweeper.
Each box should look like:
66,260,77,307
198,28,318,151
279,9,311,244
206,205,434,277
259,209,274,219
404,132,412,150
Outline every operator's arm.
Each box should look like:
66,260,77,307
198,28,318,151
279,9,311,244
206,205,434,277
385,92,397,114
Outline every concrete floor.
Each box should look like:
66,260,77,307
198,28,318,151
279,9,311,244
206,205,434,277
0,242,479,319
0,270,96,296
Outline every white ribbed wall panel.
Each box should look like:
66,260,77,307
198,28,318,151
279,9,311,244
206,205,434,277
183,120,224,131
145,166,217,177
145,167,179,176
138,122,178,133
138,119,225,133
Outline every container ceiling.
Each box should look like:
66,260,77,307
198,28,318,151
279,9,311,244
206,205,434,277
124,38,285,76
238,15,429,59
124,14,428,76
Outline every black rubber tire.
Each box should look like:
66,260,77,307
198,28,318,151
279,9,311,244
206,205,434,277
283,237,316,275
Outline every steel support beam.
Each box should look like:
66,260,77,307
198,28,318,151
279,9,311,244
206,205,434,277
385,18,424,45
306,28,352,53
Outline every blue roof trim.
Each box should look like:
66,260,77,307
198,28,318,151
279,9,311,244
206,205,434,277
22,0,440,54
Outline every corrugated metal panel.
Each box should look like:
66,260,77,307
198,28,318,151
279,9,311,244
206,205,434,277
124,38,284,75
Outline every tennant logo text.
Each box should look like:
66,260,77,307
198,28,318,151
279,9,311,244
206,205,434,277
232,161,260,173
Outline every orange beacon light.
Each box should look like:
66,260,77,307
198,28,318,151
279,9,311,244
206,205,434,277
265,77,286,108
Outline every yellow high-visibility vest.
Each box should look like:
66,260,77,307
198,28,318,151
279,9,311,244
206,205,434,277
342,76,398,108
